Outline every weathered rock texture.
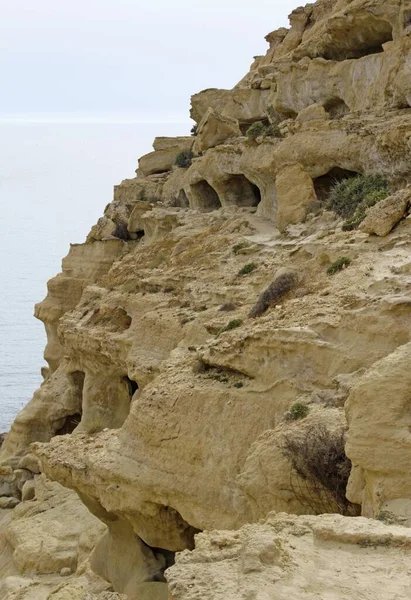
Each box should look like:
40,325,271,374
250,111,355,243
167,512,411,600
3,0,411,598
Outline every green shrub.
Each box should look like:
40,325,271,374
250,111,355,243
341,189,388,230
233,242,249,254
238,262,257,276
218,319,243,336
328,174,389,229
327,257,351,275
288,403,310,420
246,121,266,140
265,123,282,138
175,150,194,168
249,272,298,317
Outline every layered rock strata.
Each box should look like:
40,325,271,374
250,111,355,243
2,0,411,598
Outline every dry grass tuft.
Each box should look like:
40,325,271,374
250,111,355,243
282,424,355,515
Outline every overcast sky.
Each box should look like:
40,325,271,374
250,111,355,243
0,0,298,120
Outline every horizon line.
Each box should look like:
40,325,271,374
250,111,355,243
0,112,192,125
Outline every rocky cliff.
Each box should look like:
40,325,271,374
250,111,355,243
2,0,411,598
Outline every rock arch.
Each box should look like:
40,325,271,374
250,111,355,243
189,180,221,211
323,97,350,119
217,174,261,208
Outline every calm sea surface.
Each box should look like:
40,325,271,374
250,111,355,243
0,120,189,431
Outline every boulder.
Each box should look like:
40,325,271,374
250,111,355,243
360,188,410,236
139,138,194,177
21,480,35,502
0,497,19,509
193,108,241,153
275,164,316,232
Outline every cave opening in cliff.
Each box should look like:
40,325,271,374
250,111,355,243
222,175,261,208
190,180,221,211
53,370,85,435
321,19,393,61
323,97,350,119
143,543,176,582
55,413,82,436
313,168,360,203
124,376,139,398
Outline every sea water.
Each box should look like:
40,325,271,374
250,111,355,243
0,119,189,431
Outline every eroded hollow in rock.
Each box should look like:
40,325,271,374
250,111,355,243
55,413,82,435
124,376,139,398
55,370,85,434
239,118,270,136
173,189,189,208
143,543,176,582
323,97,350,119
190,180,221,211
221,175,261,208
313,168,360,202
134,229,145,242
88,307,132,331
70,370,85,395
321,18,393,61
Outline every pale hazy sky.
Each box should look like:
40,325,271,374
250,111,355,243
1,0,298,120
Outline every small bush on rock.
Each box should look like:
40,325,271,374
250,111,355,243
190,125,198,136
233,242,249,254
246,121,266,140
328,174,389,228
327,257,351,275
265,123,282,138
249,272,298,317
113,221,129,240
175,150,194,168
217,319,243,336
341,189,388,230
238,262,257,276
138,189,161,204
287,403,310,421
282,424,354,515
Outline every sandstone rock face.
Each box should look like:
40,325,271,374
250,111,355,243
346,341,411,520
3,0,411,599
167,513,411,600
139,138,194,177
192,108,242,154
0,475,110,600
275,163,316,231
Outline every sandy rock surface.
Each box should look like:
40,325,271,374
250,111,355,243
2,0,411,598
167,512,411,600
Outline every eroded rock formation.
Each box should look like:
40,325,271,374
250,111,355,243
2,0,411,598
